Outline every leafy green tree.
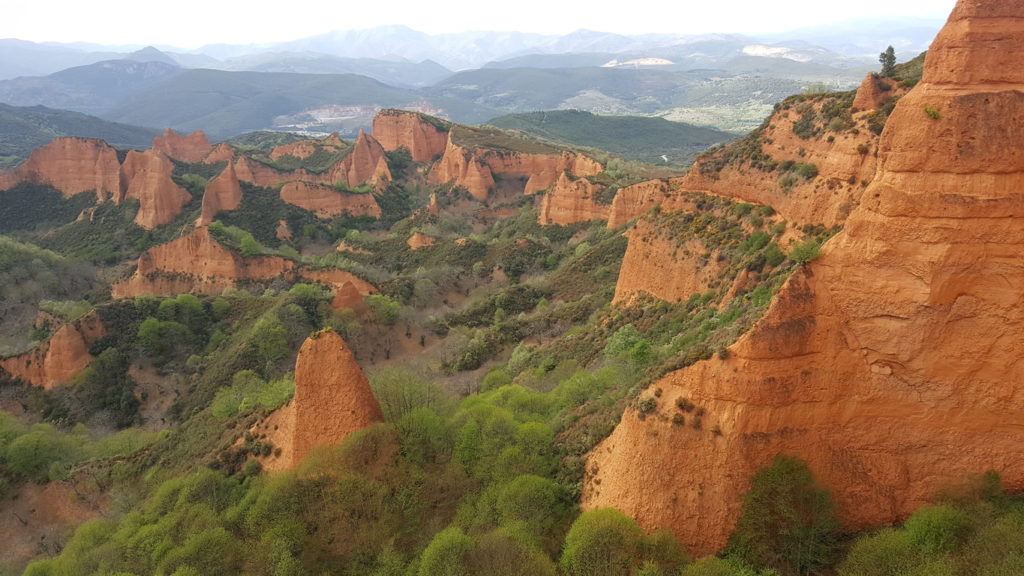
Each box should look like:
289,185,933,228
789,240,821,265
726,456,840,575
560,508,644,576
419,527,474,576
880,46,897,77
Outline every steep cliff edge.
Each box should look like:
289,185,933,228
260,330,383,471
197,162,243,226
0,138,121,201
372,109,449,163
538,172,608,226
328,130,392,191
111,227,293,298
279,181,381,219
0,312,105,389
152,129,214,163
119,150,192,230
584,0,1024,555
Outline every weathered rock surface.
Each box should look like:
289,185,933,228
280,181,382,219
152,129,214,163
204,143,235,164
0,137,121,201
270,140,319,161
119,150,192,230
111,227,293,298
197,163,242,225
289,330,383,467
613,219,725,304
331,281,368,314
538,172,607,225
407,232,436,250
428,138,496,199
607,179,675,229
851,73,899,112
372,109,449,163
328,130,392,191
299,268,376,296
584,0,1024,555
0,312,105,389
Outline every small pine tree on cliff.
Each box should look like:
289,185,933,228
880,45,897,77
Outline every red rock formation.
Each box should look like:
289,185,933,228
152,129,213,163
429,138,496,199
585,0,1024,555
111,227,294,298
607,179,675,229
289,330,383,466
680,97,883,228
485,149,602,196
270,141,319,161
119,150,191,230
538,172,608,225
233,156,296,188
280,181,382,219
427,193,440,216
851,73,898,112
0,137,121,201
331,281,368,314
613,219,726,304
407,232,436,250
197,163,242,225
0,312,105,389
204,143,235,164
328,130,392,191
372,109,449,163
276,220,292,241
299,268,375,296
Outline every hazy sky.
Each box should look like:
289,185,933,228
6,0,958,49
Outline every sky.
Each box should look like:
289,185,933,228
5,0,959,49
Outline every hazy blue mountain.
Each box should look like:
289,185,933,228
0,59,182,115
0,39,123,80
0,103,159,168
213,52,452,87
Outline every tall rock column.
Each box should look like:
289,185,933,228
583,0,1024,556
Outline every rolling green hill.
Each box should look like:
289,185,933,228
488,110,734,166
0,103,159,168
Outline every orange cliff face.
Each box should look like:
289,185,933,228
372,109,449,163
280,181,381,219
0,312,105,389
0,137,121,201
152,128,214,163
584,0,1024,556
197,163,243,226
429,134,603,200
260,330,384,471
328,130,392,191
119,150,192,230
613,217,724,305
112,227,294,298
538,172,608,225
678,81,895,228
607,179,676,229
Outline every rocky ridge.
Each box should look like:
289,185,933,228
583,0,1024,555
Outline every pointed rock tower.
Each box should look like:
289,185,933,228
289,330,383,467
583,0,1024,555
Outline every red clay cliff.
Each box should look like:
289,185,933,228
584,0,1024,555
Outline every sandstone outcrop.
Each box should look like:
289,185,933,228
328,130,392,191
152,129,214,163
331,281,368,314
607,179,675,229
111,227,293,298
429,135,603,200
851,73,898,112
584,0,1024,555
407,232,436,250
372,109,449,163
289,330,383,467
119,150,192,230
204,143,235,164
270,140,319,161
0,137,121,201
0,312,105,389
300,268,375,296
613,219,726,304
280,181,382,219
197,163,243,225
538,172,608,225
679,95,885,228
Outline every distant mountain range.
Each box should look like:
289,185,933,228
0,19,942,140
